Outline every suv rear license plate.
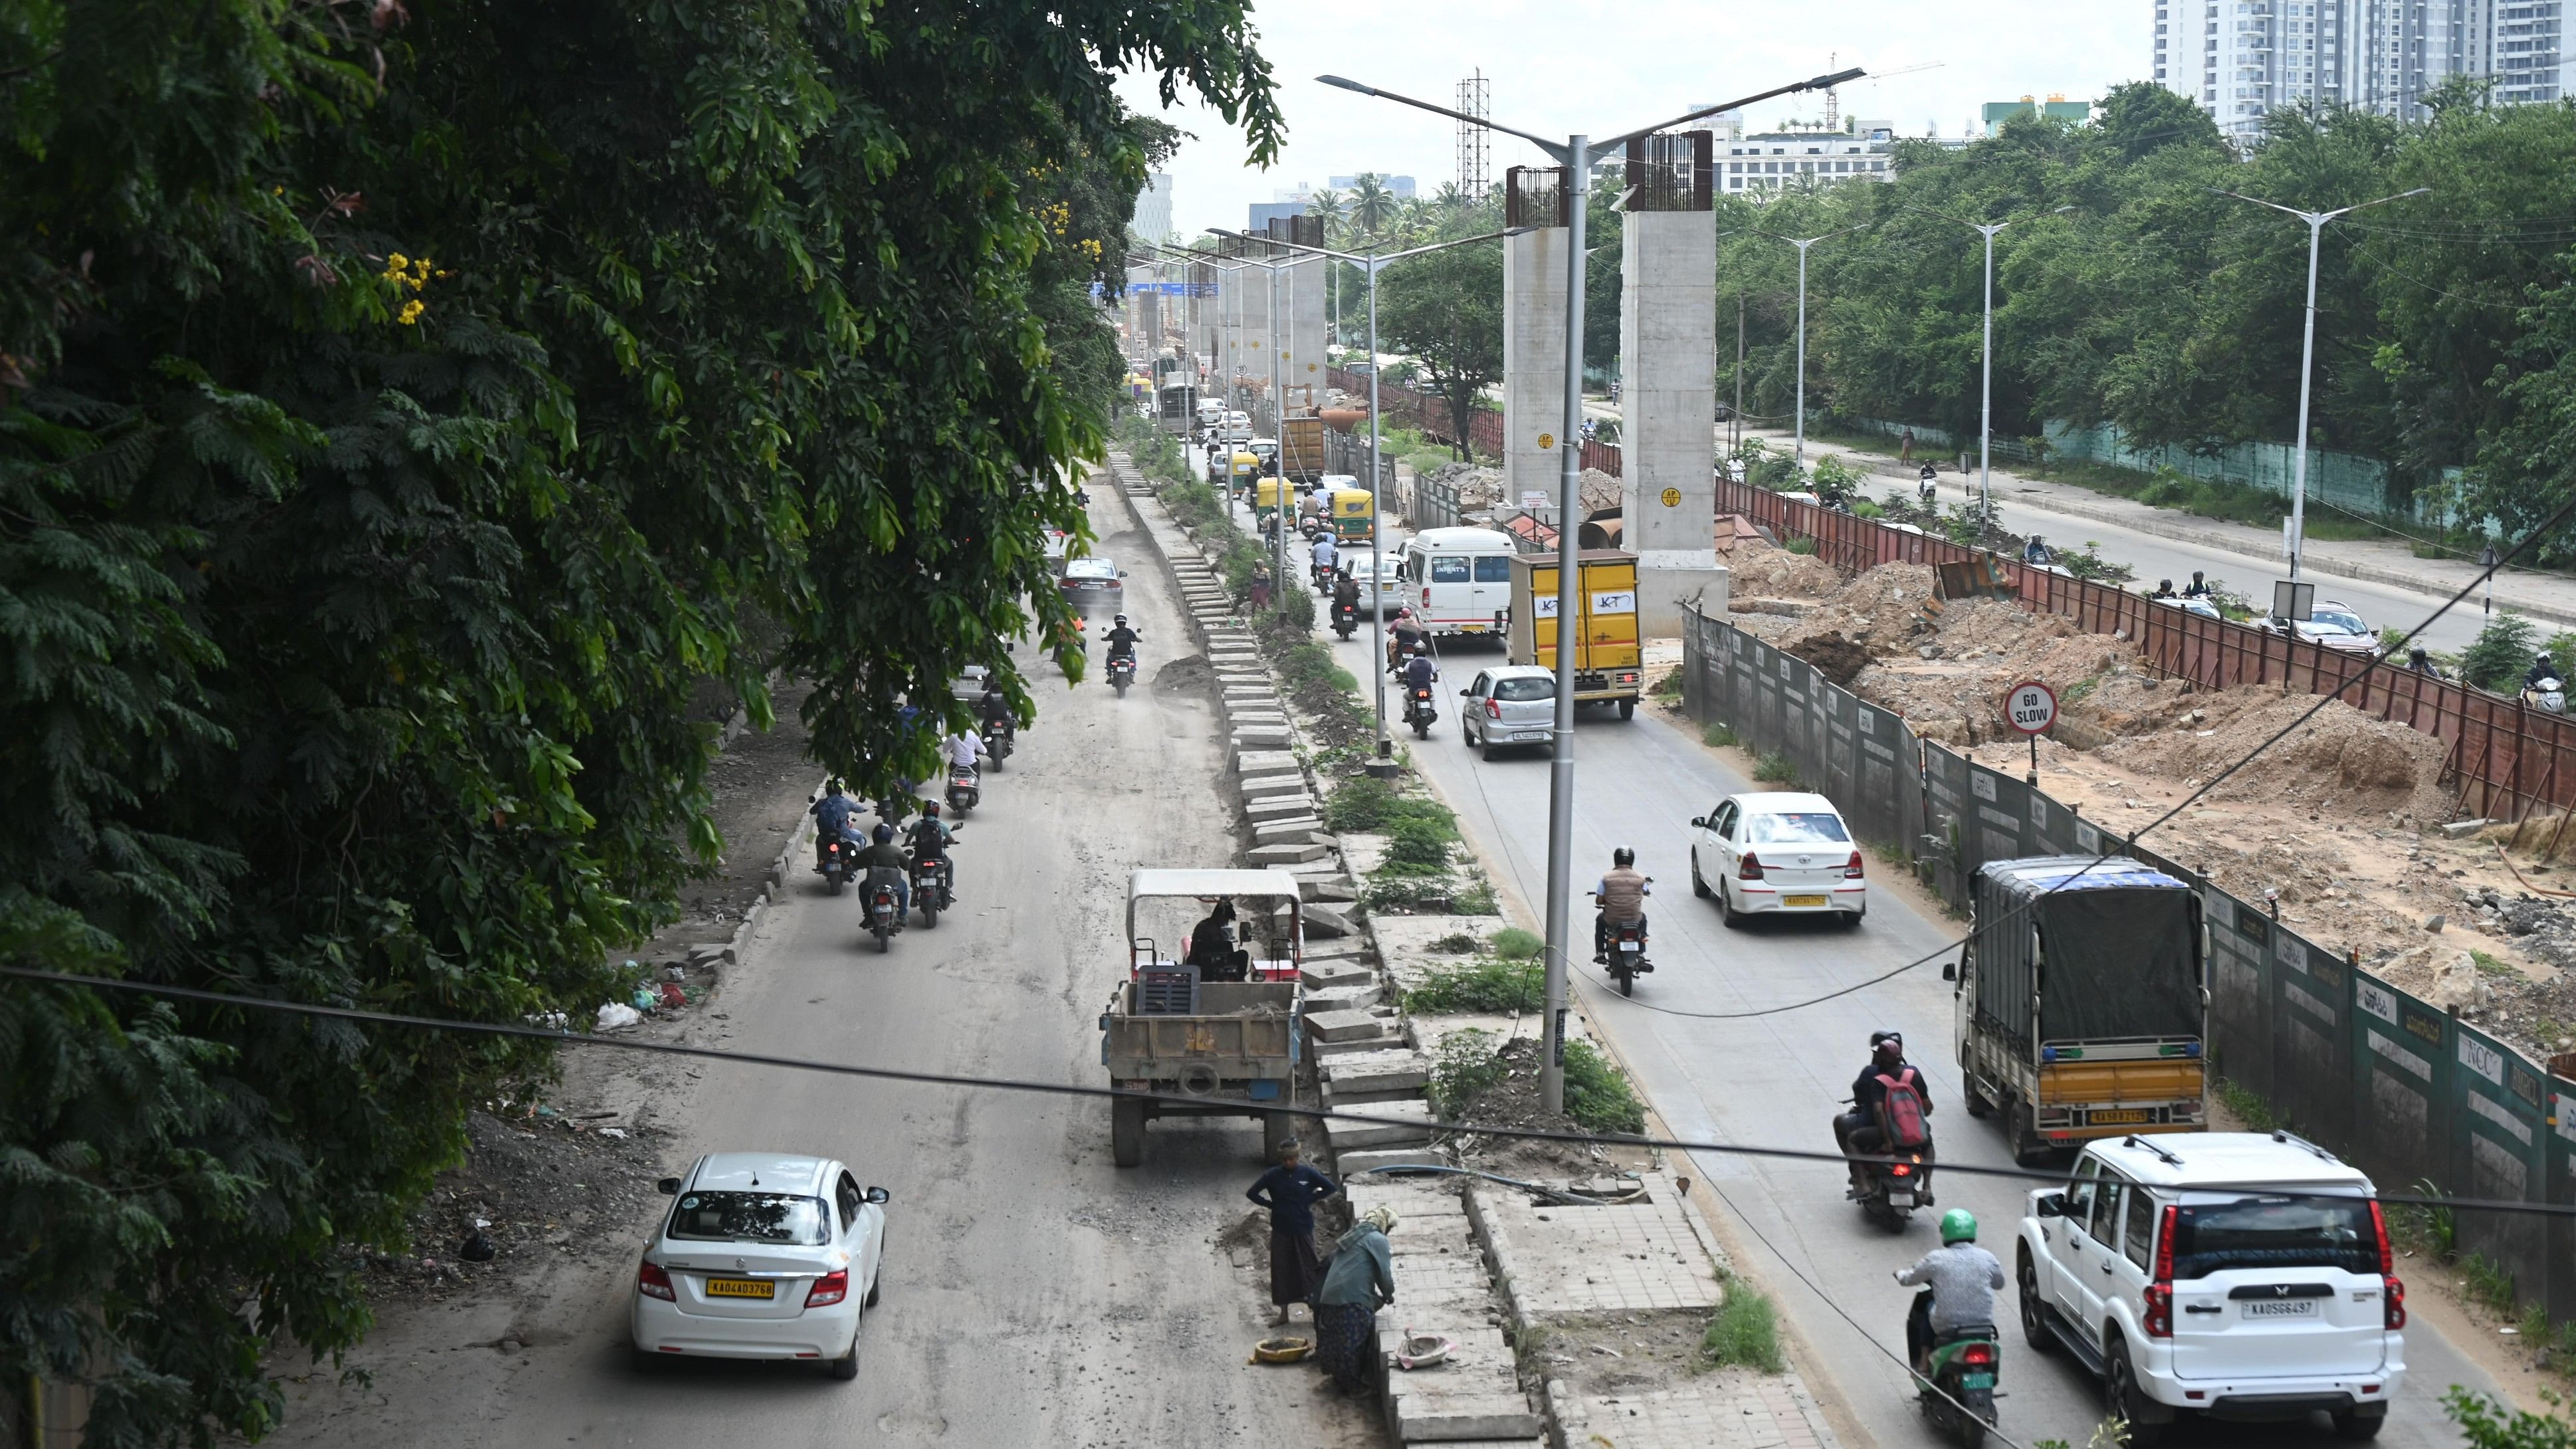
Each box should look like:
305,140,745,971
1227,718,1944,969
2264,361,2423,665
1782,895,1828,907
2090,1109,2153,1125
705,1278,776,1300
2242,1299,2317,1319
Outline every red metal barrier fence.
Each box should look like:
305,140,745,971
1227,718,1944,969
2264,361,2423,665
1328,367,1622,477
1710,476,2576,830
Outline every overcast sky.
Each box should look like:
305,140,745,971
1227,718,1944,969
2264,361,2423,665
1117,0,2155,241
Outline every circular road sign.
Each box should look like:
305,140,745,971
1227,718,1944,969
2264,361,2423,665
2004,680,2058,736
1537,432,1556,450
1660,487,1682,508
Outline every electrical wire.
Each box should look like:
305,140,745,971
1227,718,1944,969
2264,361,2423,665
1589,484,2576,1025
3,962,2563,1220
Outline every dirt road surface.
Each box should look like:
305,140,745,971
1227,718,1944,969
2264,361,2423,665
258,486,1378,1448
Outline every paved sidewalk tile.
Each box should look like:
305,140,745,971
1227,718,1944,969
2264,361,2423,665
1562,1373,1839,1449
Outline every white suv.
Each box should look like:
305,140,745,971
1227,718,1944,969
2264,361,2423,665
2016,1133,2401,1442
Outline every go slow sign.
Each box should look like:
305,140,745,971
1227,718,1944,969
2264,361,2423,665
2003,680,2058,736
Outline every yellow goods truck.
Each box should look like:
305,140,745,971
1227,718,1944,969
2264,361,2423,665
1278,415,1329,485
1949,855,2206,1165
1506,550,1643,719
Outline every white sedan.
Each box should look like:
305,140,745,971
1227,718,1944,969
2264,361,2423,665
633,1153,890,1380
1689,792,1866,928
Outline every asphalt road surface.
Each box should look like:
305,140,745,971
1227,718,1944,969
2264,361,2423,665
261,483,1376,1448
1274,493,2498,1449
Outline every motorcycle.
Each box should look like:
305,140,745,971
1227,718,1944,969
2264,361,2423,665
946,762,980,816
1108,651,1138,697
1842,1097,1935,1230
2526,676,2567,715
865,873,904,952
1588,891,1656,997
1907,1293,2002,1448
1331,598,1359,641
1917,465,1938,508
911,855,946,928
1310,559,1336,594
815,831,853,896
979,717,1015,769
1404,680,1438,739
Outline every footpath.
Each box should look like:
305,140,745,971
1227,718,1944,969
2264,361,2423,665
1751,424,2576,628
1111,447,1842,1449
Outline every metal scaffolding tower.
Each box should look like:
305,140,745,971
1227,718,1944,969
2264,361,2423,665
1456,69,1491,201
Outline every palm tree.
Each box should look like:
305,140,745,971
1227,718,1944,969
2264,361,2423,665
1347,173,1398,240
1307,188,1346,246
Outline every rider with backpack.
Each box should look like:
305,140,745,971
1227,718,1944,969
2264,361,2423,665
1834,1030,1933,1191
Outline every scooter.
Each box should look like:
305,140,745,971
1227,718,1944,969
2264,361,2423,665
1331,598,1359,640
1108,651,1138,697
1588,892,1656,997
945,762,980,816
1917,465,1938,508
1842,1099,1935,1230
864,873,904,952
1310,559,1337,593
911,855,946,928
2526,677,2567,715
1905,1290,2002,1448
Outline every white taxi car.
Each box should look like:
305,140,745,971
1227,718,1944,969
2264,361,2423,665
2018,1133,2401,1441
1688,792,1865,928
632,1153,890,1380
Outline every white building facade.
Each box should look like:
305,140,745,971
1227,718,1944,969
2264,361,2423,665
1718,128,1895,195
2158,0,2568,141
1134,173,1173,244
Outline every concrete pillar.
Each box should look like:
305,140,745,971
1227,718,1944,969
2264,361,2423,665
1502,189,1569,518
1281,257,1328,415
1618,137,1725,635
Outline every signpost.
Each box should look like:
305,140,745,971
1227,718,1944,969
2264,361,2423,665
2004,679,2056,788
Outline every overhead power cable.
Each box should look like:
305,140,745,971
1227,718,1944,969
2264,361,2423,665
3,964,2569,1220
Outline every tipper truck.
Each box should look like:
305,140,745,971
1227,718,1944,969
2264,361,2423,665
1507,549,1643,719
1949,855,2207,1165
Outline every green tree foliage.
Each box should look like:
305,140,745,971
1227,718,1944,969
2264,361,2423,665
1376,243,1506,459
1709,83,2576,560
0,1,1278,1440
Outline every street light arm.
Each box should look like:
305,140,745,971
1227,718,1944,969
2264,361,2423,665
1315,75,1570,157
2345,186,2434,216
1204,225,1527,268
2211,187,2316,221
1595,67,1868,152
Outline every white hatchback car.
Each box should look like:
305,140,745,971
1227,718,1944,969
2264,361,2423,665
2018,1133,2401,1441
1688,792,1865,927
633,1153,890,1380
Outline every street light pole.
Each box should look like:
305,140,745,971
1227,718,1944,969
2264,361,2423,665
2214,186,2428,582
1976,221,2003,524
1319,63,1862,1115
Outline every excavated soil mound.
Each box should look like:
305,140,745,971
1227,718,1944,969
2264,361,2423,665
2096,687,2454,824
1786,632,1874,689
1725,540,1844,600
1778,562,1938,655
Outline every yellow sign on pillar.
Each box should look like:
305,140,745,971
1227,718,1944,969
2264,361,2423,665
1660,487,1682,508
1537,433,1555,450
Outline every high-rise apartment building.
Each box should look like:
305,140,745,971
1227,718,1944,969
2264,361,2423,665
2158,1,2567,141
1133,173,1173,244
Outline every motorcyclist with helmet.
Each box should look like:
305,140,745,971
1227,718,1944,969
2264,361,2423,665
1401,647,1438,728
1388,606,1428,668
809,779,860,853
1836,1030,1935,1192
906,800,958,909
858,822,911,917
1309,531,1338,585
977,676,1016,741
2527,651,2562,693
1331,567,1361,619
1593,846,1650,962
1104,613,1142,665
1894,1210,2004,1372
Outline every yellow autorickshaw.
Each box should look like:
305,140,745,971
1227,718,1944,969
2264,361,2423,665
1253,476,1295,523
1329,488,1375,544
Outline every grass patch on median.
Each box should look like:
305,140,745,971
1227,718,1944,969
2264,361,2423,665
1490,927,1543,960
1404,956,1545,1016
1699,1272,1787,1374
1703,721,1739,749
1427,1028,1510,1115
1561,1039,1646,1135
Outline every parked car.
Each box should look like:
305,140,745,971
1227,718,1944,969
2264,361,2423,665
631,1153,891,1381
1058,557,1125,612
2260,601,2379,656
2016,1132,2400,1442
1688,792,1865,927
1459,665,1557,757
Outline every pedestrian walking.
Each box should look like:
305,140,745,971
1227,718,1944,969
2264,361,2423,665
1244,1139,1339,1322
1249,561,1273,612
1899,426,1915,463
1314,1205,1396,1396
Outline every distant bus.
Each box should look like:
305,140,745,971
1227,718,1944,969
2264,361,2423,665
1155,382,1198,433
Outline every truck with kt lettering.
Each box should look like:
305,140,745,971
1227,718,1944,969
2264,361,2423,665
1505,550,1642,719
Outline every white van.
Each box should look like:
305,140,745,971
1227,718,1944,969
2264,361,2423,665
1401,526,1519,636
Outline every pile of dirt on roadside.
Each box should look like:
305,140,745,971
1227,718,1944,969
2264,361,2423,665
1725,539,1844,600
2095,686,2454,826
1778,562,1937,653
1432,461,1507,509
1438,1038,1650,1182
1578,467,1620,514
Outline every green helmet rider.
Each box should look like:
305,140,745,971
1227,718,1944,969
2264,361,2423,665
1939,1208,1978,1246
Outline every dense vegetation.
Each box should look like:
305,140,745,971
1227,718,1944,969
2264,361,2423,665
1705,82,2576,558
0,1,1276,1440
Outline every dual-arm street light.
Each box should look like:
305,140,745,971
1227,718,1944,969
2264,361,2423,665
1209,223,1527,765
1743,224,1866,464
2212,185,2429,583
1318,64,1863,1115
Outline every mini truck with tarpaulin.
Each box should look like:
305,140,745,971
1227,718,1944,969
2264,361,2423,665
1950,855,2207,1165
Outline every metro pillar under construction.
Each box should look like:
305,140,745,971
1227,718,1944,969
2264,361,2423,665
1502,167,1572,519
1617,132,1726,633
